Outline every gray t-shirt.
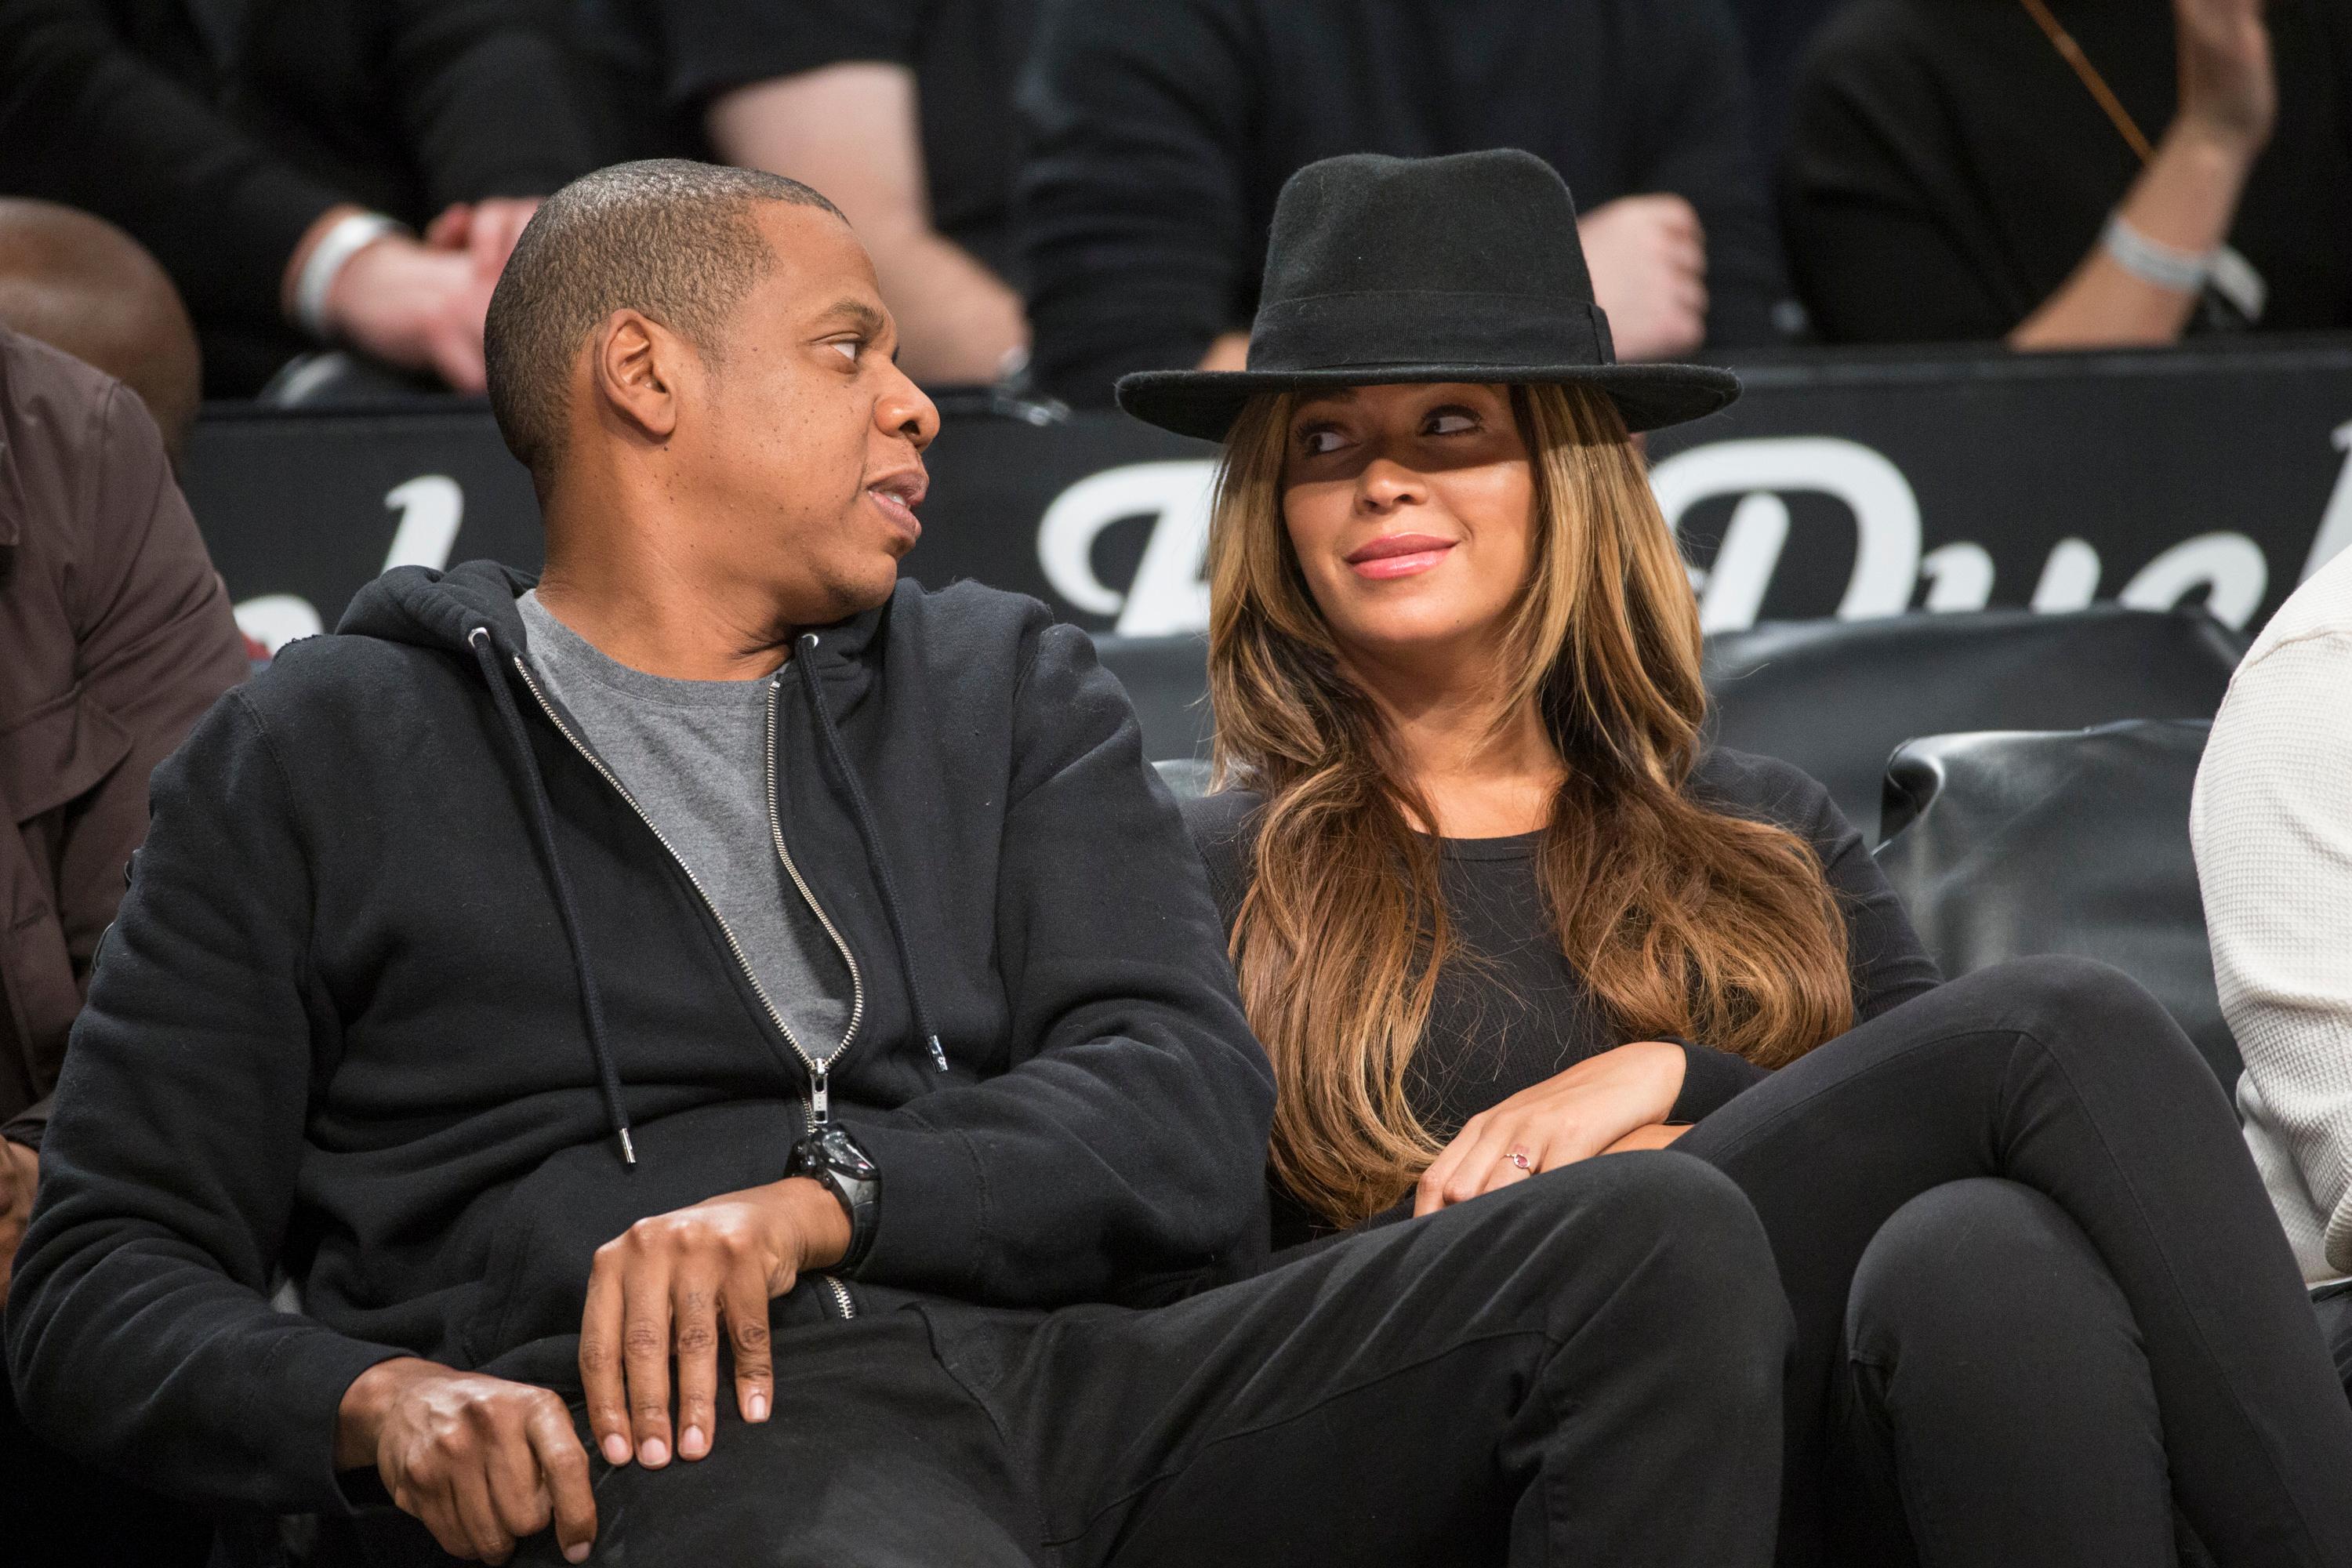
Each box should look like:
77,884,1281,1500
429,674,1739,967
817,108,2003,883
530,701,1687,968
517,590,851,1058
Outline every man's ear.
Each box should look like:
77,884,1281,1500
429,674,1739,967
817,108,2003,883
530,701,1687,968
590,308,686,443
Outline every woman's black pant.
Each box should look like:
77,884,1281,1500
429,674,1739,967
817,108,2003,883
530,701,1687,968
1679,955,2352,1568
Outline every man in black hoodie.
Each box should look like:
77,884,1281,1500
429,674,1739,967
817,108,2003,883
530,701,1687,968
5,160,1790,1566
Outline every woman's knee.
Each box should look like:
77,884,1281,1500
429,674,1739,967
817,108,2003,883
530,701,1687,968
1936,954,2212,1083
1847,1177,2136,1368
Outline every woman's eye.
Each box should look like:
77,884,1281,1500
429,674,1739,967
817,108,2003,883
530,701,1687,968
1428,410,1479,435
1298,428,1347,456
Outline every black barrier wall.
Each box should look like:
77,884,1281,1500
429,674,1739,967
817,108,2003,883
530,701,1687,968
181,341,2352,651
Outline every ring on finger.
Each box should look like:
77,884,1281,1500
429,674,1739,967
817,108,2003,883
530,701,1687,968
1504,1148,1532,1172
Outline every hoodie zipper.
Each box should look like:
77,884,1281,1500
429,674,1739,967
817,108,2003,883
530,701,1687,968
510,654,869,1083
508,652,866,1319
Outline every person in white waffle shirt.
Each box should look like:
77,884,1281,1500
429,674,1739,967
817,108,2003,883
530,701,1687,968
2192,539,2352,1399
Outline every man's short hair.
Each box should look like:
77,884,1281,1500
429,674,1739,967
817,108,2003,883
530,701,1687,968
484,159,842,481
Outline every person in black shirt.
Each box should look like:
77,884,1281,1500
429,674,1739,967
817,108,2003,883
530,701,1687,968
1017,0,1785,407
583,0,1035,386
1784,0,2352,345
0,0,606,397
1127,148,2352,1566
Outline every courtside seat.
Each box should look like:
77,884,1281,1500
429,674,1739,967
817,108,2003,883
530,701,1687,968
1097,633,1214,762
1706,607,2245,843
1872,720,2236,1091
1152,757,1215,800
1100,609,2247,842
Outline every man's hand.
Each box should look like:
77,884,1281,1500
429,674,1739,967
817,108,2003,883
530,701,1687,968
579,1177,850,1471
320,234,499,393
1414,1040,1687,1216
336,1357,596,1564
0,1137,37,1295
1577,195,1708,362
2176,0,2274,155
423,198,543,285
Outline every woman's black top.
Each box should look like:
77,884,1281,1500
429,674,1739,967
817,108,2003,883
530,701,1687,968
1783,0,2352,343
1181,748,1943,1244
1015,0,1785,405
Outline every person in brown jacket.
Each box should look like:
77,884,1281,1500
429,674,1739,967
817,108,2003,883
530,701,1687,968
0,322,246,1561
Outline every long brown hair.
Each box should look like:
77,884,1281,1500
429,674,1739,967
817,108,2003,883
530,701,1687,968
1208,382,1853,1227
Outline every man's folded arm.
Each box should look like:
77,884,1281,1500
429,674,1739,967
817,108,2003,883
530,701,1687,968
845,618,1275,1305
3,691,406,1515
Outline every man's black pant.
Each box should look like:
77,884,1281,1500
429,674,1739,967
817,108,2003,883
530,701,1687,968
487,1152,1787,1568
1,1354,211,1566
1681,956,2352,1568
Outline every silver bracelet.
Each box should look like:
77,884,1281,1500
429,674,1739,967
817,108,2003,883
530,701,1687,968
293,212,403,340
2100,210,2214,296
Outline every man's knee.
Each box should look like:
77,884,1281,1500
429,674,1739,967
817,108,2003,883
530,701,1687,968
1509,1153,1791,1351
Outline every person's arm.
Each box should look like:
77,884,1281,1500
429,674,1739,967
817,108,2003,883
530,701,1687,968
2191,630,2352,1277
0,0,347,330
1017,0,1262,403
707,63,1026,387
0,377,248,1162
1666,754,1939,1125
2008,0,2272,349
4,682,602,1557
382,0,602,213
1615,0,1784,350
1780,5,2024,343
2,694,408,1514
841,618,1276,1303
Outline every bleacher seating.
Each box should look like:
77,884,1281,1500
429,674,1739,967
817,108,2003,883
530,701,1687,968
1874,720,2234,1090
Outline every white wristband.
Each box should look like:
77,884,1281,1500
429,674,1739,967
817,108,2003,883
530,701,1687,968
293,212,402,340
2100,211,2214,296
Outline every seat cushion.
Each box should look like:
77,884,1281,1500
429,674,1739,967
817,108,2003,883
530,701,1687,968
1706,607,2245,844
1874,720,2236,1090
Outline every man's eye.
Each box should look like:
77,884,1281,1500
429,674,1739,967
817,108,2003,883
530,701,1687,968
830,340,862,363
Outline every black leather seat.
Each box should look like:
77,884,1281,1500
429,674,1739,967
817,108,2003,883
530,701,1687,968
1706,607,2245,843
1152,757,1214,800
1099,610,2247,837
1873,720,2237,1091
1096,634,1214,762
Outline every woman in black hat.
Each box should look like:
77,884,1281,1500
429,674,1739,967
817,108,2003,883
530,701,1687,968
1131,148,2352,1566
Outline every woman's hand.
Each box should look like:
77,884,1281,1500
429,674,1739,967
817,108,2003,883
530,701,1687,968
1414,1039,1687,1216
1603,1123,1690,1154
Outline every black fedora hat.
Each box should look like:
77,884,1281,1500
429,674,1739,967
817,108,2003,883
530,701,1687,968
1116,148,1739,441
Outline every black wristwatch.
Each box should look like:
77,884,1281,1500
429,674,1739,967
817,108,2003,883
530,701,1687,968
786,1122,880,1272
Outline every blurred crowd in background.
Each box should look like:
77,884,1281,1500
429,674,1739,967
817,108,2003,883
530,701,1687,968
0,0,2345,459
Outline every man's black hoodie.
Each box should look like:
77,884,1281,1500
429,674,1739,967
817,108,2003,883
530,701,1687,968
4,561,1274,1516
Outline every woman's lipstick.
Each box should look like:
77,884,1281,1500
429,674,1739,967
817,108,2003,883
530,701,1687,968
1344,533,1457,580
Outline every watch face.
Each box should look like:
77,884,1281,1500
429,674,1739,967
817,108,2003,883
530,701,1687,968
810,1124,879,1183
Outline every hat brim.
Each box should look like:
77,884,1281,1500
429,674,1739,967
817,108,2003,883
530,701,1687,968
1115,360,1740,442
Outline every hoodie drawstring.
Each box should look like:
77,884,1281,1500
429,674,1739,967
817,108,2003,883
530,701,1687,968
795,633,950,1075
467,626,638,1164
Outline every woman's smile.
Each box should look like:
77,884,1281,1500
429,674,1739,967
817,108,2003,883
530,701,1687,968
1344,532,1457,579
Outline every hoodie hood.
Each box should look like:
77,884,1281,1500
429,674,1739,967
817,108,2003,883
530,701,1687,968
339,561,895,670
